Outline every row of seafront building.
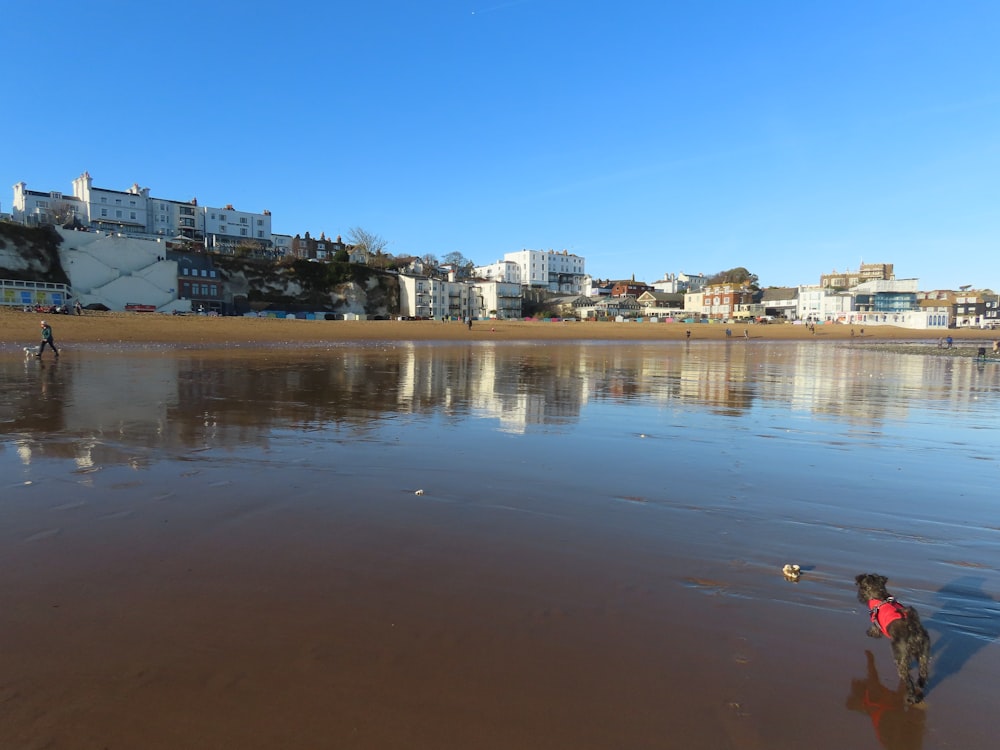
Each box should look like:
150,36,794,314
546,273,995,330
3,173,996,328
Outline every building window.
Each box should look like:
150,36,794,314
209,270,216,278
183,268,190,275
240,228,248,236
257,219,263,225
240,217,248,224
130,212,137,220
257,231,264,238
115,199,122,205
116,210,122,218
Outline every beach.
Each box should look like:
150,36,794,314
2,318,998,749
2,306,998,348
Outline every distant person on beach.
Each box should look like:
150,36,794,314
946,335,953,348
993,340,999,355
744,329,749,340
467,317,472,331
686,329,691,339
74,300,83,315
37,320,59,359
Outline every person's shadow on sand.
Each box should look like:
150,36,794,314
846,650,926,750
924,576,1000,688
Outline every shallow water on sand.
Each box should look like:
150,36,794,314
1,342,999,749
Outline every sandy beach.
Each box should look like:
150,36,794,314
2,307,998,348
2,314,998,749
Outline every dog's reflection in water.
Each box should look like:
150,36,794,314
846,650,926,750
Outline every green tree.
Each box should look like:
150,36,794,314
708,267,759,290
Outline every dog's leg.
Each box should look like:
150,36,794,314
866,624,883,639
917,640,930,691
891,640,920,703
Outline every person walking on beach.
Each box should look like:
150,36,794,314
37,320,59,359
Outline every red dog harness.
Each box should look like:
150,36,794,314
868,597,906,638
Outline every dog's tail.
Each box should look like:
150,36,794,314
905,605,923,624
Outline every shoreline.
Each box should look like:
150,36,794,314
3,308,998,348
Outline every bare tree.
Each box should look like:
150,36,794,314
442,250,469,268
443,250,475,279
48,200,82,227
347,226,389,265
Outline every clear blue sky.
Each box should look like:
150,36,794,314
3,1,998,290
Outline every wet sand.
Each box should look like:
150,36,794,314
3,306,999,348
2,329,998,749
4,439,997,750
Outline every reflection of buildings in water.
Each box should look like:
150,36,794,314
785,346,912,424
395,344,589,432
676,344,755,413
781,345,1000,424
4,345,998,468
2,357,179,466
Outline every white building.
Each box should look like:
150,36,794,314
14,173,279,251
70,173,152,234
472,279,522,319
476,249,586,293
201,205,272,251
652,272,708,294
473,259,522,285
399,274,475,320
272,233,293,257
797,285,854,322
12,183,86,226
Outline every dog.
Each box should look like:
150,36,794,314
24,346,36,358
855,574,931,703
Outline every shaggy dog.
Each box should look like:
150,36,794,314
855,574,931,703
